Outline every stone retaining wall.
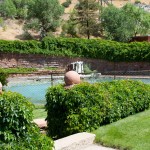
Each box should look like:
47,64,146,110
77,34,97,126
0,53,150,75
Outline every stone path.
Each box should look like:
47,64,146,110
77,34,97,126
33,119,116,150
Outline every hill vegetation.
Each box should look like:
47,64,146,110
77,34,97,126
0,0,150,42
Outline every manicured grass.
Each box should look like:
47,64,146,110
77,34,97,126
0,67,37,73
94,109,150,150
33,104,47,119
33,109,47,119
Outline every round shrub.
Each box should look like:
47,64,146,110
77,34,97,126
46,80,150,139
0,91,54,149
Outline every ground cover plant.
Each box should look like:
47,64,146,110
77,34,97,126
0,38,150,62
46,80,150,139
0,91,54,150
0,67,37,74
94,108,150,150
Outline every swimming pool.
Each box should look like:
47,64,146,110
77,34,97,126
5,76,150,104
5,78,63,104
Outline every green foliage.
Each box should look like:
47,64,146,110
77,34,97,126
41,38,150,62
134,0,141,4
0,73,8,86
46,80,150,138
0,0,33,19
101,4,150,42
83,64,97,74
0,91,54,149
61,10,79,38
11,0,32,19
0,91,34,142
122,3,150,36
0,38,150,62
0,0,17,18
25,0,64,40
0,129,54,150
75,0,101,39
0,67,37,73
0,39,41,53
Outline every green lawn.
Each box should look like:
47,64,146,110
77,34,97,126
94,109,150,150
33,106,47,119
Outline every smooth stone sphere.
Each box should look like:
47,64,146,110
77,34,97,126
64,71,81,86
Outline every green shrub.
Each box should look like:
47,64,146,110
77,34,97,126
83,64,97,74
0,40,41,53
0,91,54,149
0,73,8,86
46,80,150,139
0,38,150,62
41,38,150,61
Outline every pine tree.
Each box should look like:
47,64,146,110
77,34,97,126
75,0,100,39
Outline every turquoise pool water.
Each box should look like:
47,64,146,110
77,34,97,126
5,79,63,104
5,77,150,104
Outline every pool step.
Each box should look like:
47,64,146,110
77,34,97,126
54,132,95,150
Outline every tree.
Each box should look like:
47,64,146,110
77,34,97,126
61,10,79,37
101,4,150,42
12,0,33,19
122,3,150,37
101,5,133,42
0,0,17,18
75,0,100,39
24,0,64,40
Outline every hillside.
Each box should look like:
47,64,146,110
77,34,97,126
0,0,149,41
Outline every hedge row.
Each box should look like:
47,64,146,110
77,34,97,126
0,91,54,150
46,80,150,139
0,38,150,62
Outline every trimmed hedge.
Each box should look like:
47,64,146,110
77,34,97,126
46,80,150,139
0,38,150,62
0,91,54,150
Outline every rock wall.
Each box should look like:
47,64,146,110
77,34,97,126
0,53,150,75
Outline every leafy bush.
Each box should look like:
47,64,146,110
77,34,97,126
0,40,41,53
0,38,150,62
46,80,150,138
83,64,97,74
0,73,8,86
41,38,150,62
0,91,54,149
